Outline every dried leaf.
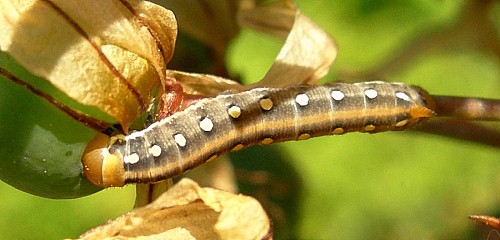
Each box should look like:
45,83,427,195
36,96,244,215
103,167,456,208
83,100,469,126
470,215,500,230
239,1,337,87
154,0,240,59
134,180,173,208
79,178,272,240
182,155,239,194
167,70,245,96
0,0,177,129
238,0,295,39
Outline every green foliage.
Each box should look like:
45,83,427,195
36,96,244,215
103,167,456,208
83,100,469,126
0,52,102,198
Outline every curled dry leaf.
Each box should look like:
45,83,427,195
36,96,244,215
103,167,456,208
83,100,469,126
182,155,239,194
161,1,337,96
167,70,245,96
79,178,272,240
154,0,240,60
0,0,177,130
470,215,500,230
239,1,337,87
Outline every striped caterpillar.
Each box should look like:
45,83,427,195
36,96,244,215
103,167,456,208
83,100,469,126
82,81,435,187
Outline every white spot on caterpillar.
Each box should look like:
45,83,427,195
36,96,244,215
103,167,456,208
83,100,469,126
199,117,214,132
295,93,309,106
124,153,140,164
364,89,378,99
396,91,410,101
148,145,162,157
331,90,345,101
174,133,187,147
228,105,241,119
259,98,273,111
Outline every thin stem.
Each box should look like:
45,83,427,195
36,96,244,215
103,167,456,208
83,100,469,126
415,119,500,148
432,95,500,121
0,67,110,132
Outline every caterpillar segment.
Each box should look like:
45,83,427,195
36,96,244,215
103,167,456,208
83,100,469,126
82,82,435,187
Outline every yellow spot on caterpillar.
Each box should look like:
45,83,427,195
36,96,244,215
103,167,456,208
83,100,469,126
207,154,218,163
228,105,241,118
364,125,376,132
298,133,311,140
259,98,273,111
395,119,409,127
231,143,245,152
261,138,273,144
332,128,344,134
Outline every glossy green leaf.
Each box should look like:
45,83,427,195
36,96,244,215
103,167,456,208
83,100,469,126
0,52,101,198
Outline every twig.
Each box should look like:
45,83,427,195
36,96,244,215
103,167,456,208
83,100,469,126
0,67,110,132
432,95,500,121
415,119,500,148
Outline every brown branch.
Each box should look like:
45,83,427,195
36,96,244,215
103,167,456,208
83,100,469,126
415,119,500,148
413,94,500,148
0,67,110,132
432,95,500,121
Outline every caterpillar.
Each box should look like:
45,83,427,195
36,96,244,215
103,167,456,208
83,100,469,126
82,81,435,187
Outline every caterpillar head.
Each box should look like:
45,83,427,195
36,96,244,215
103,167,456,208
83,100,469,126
82,133,126,187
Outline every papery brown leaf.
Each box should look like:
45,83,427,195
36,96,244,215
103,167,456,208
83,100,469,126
79,178,272,240
134,180,173,208
239,1,337,87
238,0,295,39
470,215,500,230
167,70,245,96
182,155,239,194
153,0,240,60
122,0,178,84
0,0,177,130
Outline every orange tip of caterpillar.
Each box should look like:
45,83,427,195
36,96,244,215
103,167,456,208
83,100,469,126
410,105,435,119
82,133,126,187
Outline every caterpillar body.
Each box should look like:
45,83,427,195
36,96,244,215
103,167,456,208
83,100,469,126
82,81,435,187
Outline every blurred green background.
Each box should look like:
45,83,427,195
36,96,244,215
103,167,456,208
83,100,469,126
0,0,498,239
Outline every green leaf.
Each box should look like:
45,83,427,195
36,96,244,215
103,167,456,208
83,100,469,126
0,52,101,198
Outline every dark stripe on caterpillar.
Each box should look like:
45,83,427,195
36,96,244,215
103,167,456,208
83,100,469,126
82,81,435,187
